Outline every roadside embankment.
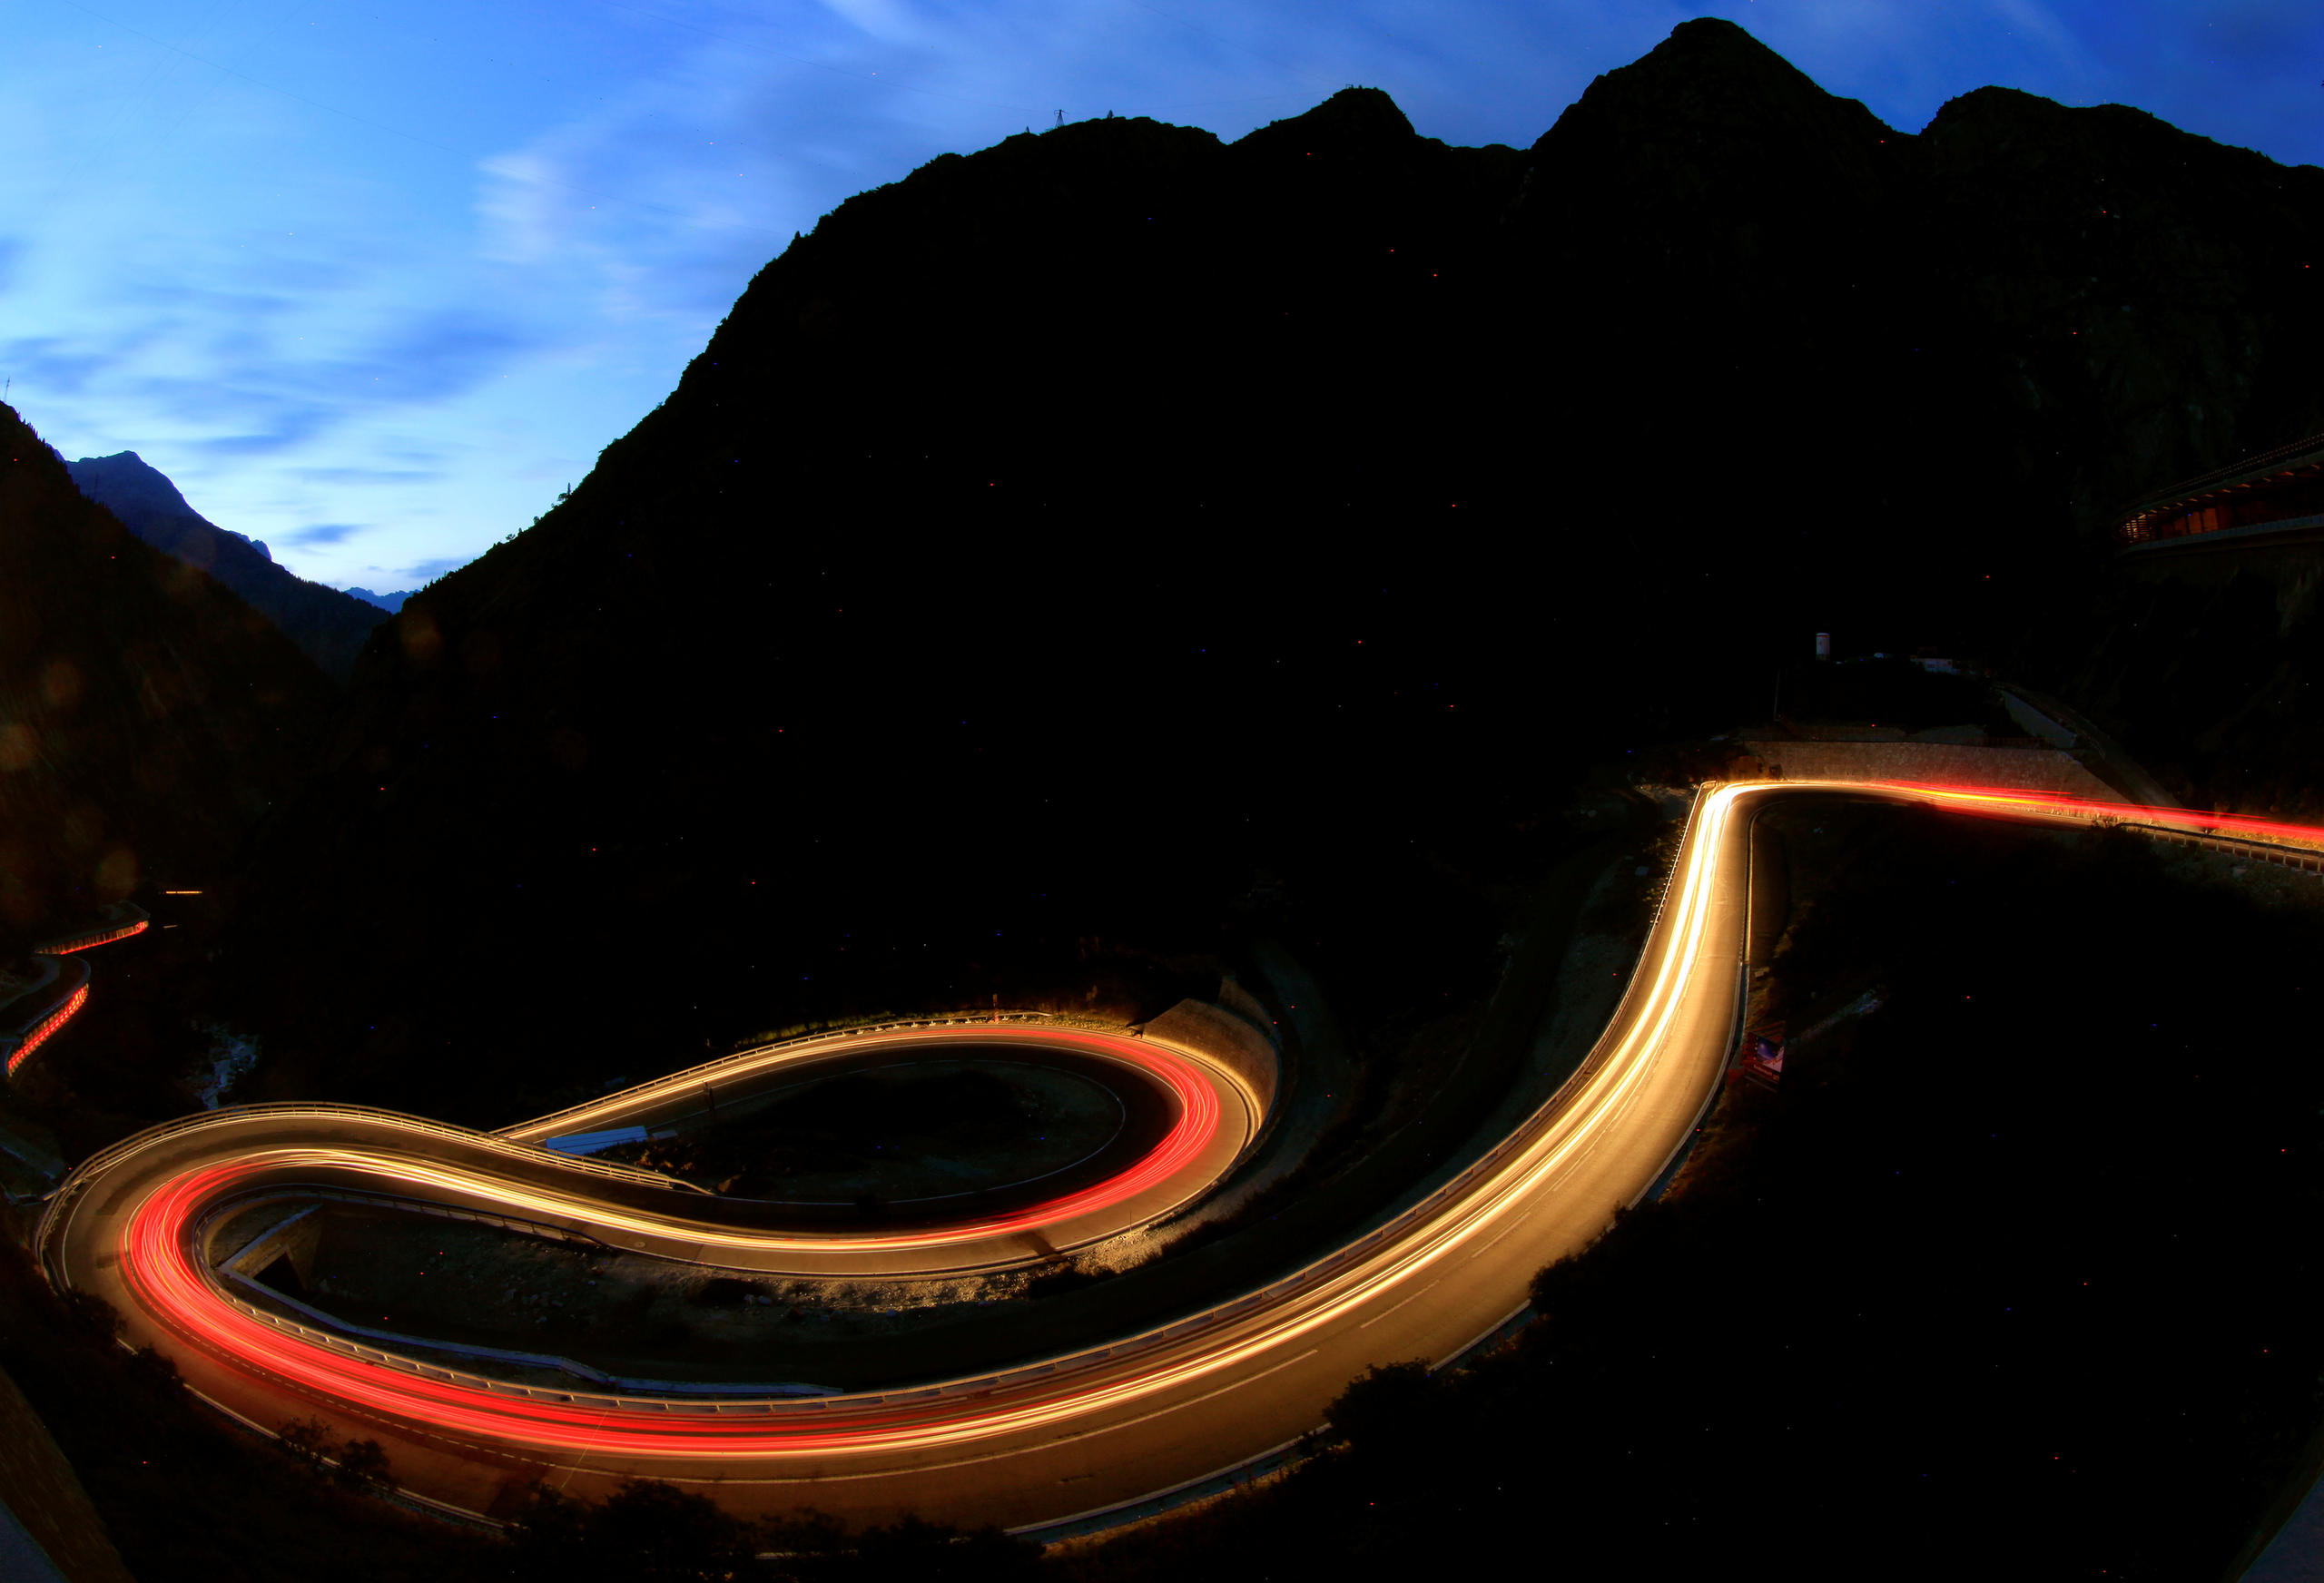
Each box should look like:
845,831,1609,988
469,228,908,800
2,903,152,1082
0,1362,134,1583
1732,739,2115,799
1144,998,1279,1114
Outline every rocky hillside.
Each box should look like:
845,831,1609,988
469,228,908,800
227,17,2324,1118
65,452,391,679
0,408,330,947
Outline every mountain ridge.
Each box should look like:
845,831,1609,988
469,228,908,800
64,451,390,680
228,19,2324,1122
0,406,330,949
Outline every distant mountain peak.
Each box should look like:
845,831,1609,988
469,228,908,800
64,451,389,679
2,403,330,940
1650,14,1835,82
1546,15,1897,150
68,450,200,521
1236,84,1417,159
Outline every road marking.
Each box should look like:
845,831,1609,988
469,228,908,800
1008,1431,1312,1535
1433,1302,1530,1370
90,780,2311,1530
1466,1216,1526,1261
1357,1280,1439,1329
651,1349,1326,1484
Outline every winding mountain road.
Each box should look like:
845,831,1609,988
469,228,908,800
38,781,2318,1534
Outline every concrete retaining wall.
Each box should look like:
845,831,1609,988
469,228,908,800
1214,978,1281,1049
1733,741,2117,800
1144,998,1280,1113
218,1204,323,1286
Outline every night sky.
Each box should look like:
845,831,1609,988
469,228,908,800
8,0,2320,593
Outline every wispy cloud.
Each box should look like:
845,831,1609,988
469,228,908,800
7,0,2319,593
188,410,338,457
397,555,468,585
2200,0,2324,62
288,464,442,486
281,521,364,546
1,335,121,398
343,312,538,405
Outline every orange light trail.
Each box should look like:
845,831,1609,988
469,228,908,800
48,779,2324,1515
62,1022,1251,1456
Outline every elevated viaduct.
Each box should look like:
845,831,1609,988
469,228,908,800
2117,430,2324,556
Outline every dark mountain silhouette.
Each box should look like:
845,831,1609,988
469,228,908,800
223,17,2324,1123
1903,85,2324,818
64,452,390,679
342,587,415,615
0,407,330,947
12,21,2324,1576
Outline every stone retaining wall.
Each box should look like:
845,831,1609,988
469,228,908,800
1733,741,2117,800
1144,998,1280,1113
217,1203,324,1286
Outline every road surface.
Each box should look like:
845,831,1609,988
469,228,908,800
39,781,2321,1534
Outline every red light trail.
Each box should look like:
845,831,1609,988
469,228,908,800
40,919,149,954
5,983,88,1077
40,780,2324,1531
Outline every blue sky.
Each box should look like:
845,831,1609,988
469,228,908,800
7,1,2320,594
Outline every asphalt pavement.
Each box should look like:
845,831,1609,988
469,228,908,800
40,781,2287,1534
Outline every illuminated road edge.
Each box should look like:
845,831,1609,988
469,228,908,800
4,903,148,1077
35,782,2314,1533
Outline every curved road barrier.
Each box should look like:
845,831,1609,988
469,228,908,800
2,972,89,1080
36,782,2313,1533
33,905,150,958
3,901,146,1079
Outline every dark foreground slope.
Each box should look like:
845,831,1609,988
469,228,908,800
66,452,390,680
1062,813,2324,1583
0,406,330,946
231,19,2324,1121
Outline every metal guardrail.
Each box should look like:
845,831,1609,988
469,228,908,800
84,787,2297,1422
2120,509,2324,553
47,923,1697,1411
1939,793,2324,863
51,767,2324,1564
1279,787,2324,1344
206,1186,614,1256
39,1013,1295,1411
2117,430,2324,522
31,902,152,958
508,1010,1126,1140
34,1104,698,1281
2124,823,2324,870
67,783,2313,1422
